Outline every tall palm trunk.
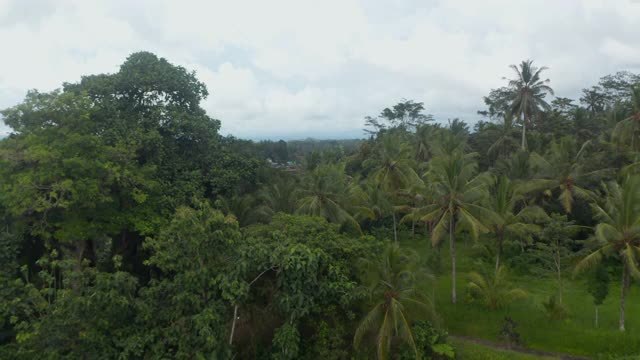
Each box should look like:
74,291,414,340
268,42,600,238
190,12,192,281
495,230,503,273
557,266,563,305
450,213,457,304
556,239,563,304
521,115,527,150
411,218,415,240
619,263,629,331
392,211,398,243
70,240,86,291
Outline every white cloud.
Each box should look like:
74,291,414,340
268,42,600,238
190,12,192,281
1,0,640,138
600,38,640,65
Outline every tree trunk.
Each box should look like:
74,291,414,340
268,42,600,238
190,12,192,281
229,267,272,345
70,240,86,291
558,268,563,305
412,218,415,240
521,115,527,150
229,304,238,345
450,214,457,304
595,305,599,328
75,240,86,271
619,264,629,331
555,241,563,304
495,231,503,273
392,211,398,244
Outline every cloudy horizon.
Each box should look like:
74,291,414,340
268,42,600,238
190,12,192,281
1,0,640,140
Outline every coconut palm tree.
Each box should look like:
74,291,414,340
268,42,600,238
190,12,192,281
580,86,606,115
467,266,527,310
574,175,640,331
506,60,554,150
215,193,262,226
255,175,298,218
487,112,520,161
398,180,439,246
295,163,366,232
488,175,548,271
420,148,496,304
354,245,435,359
494,149,534,182
528,136,609,213
365,133,421,242
613,85,640,151
414,124,440,163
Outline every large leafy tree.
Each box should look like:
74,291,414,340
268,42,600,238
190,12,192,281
580,86,607,115
139,202,240,359
354,245,435,359
597,71,640,106
531,213,582,304
478,87,513,120
235,214,381,358
0,52,264,357
0,91,151,280
0,52,261,278
6,259,140,358
506,59,554,150
364,99,433,135
62,52,260,204
574,175,640,331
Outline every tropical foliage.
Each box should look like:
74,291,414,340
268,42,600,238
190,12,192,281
2,52,640,359
354,245,435,359
466,266,527,310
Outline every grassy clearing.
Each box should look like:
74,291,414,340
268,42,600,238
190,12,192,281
391,231,640,359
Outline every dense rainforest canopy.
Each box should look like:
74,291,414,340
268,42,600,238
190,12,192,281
2,52,640,359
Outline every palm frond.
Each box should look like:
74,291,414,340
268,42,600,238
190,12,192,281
354,302,384,349
574,247,608,277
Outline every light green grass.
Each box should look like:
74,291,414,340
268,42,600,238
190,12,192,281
389,230,640,358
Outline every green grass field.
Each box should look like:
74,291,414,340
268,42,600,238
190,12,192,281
393,231,640,359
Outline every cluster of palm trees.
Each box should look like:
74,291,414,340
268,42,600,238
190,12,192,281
223,62,640,357
284,125,607,307
288,61,640,336
574,174,640,331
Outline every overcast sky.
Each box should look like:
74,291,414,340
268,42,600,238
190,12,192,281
1,0,640,139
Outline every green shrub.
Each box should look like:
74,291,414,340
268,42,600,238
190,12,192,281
500,316,522,348
397,321,454,360
542,295,569,320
